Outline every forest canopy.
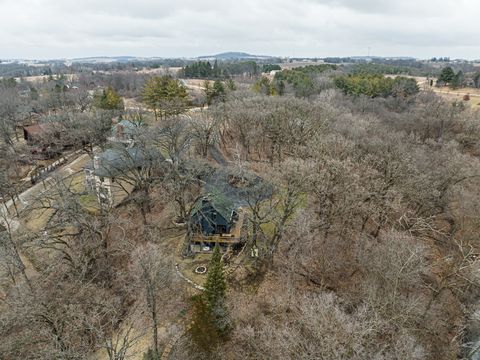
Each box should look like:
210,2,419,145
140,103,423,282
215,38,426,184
334,73,419,97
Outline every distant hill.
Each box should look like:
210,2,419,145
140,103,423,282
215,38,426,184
198,52,276,61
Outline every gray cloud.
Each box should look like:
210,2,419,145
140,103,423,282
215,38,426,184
0,0,478,59
303,0,459,15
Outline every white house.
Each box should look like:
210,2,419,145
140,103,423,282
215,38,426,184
84,147,158,207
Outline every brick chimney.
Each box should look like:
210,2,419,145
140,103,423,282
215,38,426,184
117,124,124,139
93,155,101,170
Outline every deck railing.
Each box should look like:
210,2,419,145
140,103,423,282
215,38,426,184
190,234,243,244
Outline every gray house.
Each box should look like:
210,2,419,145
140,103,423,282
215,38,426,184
108,119,140,146
84,146,161,206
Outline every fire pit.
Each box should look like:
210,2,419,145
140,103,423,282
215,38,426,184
194,266,207,274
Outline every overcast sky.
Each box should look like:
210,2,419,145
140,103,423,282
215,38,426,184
0,0,478,60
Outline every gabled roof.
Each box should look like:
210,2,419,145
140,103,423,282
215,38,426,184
192,192,236,221
85,146,162,178
112,120,140,136
118,119,138,128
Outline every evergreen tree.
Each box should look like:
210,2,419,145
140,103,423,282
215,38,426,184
188,295,220,355
94,87,124,110
204,80,213,106
275,79,285,95
188,246,230,355
253,76,276,96
474,72,480,88
392,77,419,97
451,70,465,89
213,59,219,78
0,77,17,88
142,76,188,120
274,69,315,97
438,66,455,84
203,245,229,335
204,80,226,105
226,79,236,91
212,80,226,102
334,74,418,98
204,245,226,309
262,64,282,73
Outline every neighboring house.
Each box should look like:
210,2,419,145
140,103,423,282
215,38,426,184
23,123,61,144
84,146,159,207
23,122,65,158
189,193,243,252
108,119,139,146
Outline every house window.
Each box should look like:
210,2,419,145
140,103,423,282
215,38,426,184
98,186,109,198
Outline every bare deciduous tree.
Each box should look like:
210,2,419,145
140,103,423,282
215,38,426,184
131,242,174,358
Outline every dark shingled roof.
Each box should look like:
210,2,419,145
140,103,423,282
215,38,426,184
192,192,236,221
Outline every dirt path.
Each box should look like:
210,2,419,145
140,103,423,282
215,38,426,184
175,263,205,291
160,319,193,360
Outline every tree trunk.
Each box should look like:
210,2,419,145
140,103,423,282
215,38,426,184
151,301,159,357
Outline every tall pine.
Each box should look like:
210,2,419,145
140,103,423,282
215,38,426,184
205,245,229,336
189,245,229,355
204,245,226,310
142,76,187,120
189,295,220,355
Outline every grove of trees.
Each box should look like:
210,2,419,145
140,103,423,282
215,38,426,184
334,73,419,97
438,66,467,89
141,75,188,120
181,60,260,79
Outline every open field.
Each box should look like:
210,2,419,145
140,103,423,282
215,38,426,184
137,67,182,75
280,61,326,69
429,86,480,109
386,74,480,109
434,89,480,109
13,73,77,83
